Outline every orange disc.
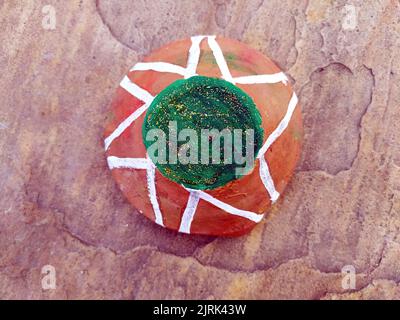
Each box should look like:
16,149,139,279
104,36,303,237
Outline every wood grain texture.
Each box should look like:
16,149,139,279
0,0,399,299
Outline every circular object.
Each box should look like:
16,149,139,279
104,35,303,237
143,75,264,190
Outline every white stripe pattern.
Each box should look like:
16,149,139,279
185,35,207,78
146,160,164,226
131,62,187,76
120,76,154,105
233,73,288,85
104,76,155,151
257,92,299,202
190,189,264,223
259,156,280,203
258,92,299,157
104,102,150,151
178,191,201,233
106,155,164,226
107,156,149,170
207,36,235,83
106,35,300,233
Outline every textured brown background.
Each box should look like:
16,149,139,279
1,0,399,299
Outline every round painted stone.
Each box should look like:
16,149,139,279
143,75,264,190
104,35,303,237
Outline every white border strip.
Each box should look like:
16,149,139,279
131,62,187,76
107,156,149,170
258,92,299,157
259,156,280,203
104,102,149,151
146,160,164,227
192,189,264,223
120,76,155,104
233,73,288,85
207,36,234,83
179,191,200,234
185,35,207,78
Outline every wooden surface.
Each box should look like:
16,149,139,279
1,0,400,299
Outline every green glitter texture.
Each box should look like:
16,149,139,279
142,76,264,190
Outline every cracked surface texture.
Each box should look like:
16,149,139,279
1,0,400,299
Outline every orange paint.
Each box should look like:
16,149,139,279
104,36,303,236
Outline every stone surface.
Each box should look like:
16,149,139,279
0,0,399,299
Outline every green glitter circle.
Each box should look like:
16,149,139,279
142,76,264,190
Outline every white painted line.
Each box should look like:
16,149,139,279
259,156,280,202
233,72,288,85
207,36,234,83
131,62,187,76
258,92,299,157
107,156,149,170
185,35,207,78
146,159,164,227
178,191,200,234
120,76,155,105
106,34,299,231
187,189,264,223
104,102,150,151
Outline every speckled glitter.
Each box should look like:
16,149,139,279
142,76,264,190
